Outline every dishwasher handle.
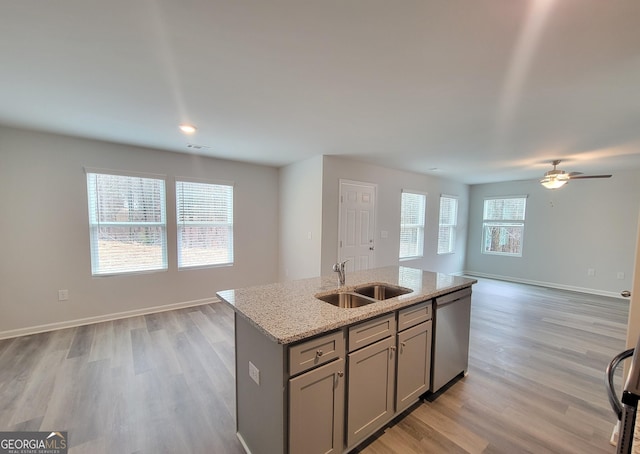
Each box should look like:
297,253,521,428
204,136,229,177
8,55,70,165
435,287,472,308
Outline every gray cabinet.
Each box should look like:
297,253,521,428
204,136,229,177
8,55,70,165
396,320,432,413
233,295,451,454
288,330,346,454
346,335,396,449
289,358,345,454
345,303,433,449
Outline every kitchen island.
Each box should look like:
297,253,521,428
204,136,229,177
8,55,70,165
217,266,476,454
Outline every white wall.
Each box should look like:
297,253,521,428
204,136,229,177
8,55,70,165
320,156,469,276
465,171,640,296
278,155,323,281
0,126,279,336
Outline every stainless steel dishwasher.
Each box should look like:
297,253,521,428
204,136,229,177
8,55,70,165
431,287,472,393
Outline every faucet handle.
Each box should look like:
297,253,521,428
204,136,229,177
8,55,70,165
333,259,349,271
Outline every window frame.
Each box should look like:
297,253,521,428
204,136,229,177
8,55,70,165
437,195,458,255
85,168,168,276
175,177,235,270
399,190,427,260
481,195,527,257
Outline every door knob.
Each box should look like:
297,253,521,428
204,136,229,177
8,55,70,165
621,290,631,298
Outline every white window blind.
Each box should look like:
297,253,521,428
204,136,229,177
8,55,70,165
438,195,458,254
86,172,167,275
176,180,234,268
399,191,426,259
482,196,527,256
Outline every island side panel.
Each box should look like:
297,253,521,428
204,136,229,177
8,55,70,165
235,314,287,454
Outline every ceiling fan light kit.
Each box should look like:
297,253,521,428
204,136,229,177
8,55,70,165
540,160,611,189
540,176,567,189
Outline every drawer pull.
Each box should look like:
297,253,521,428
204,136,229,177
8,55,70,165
316,349,323,357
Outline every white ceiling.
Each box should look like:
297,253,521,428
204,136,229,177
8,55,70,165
1,0,640,184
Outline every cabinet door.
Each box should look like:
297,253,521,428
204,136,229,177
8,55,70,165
346,336,395,449
396,320,432,413
289,358,345,454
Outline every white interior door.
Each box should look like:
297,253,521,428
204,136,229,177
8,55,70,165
618,208,640,437
625,210,640,350
339,180,376,272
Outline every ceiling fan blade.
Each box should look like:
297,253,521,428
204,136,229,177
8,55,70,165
568,174,612,179
568,171,583,176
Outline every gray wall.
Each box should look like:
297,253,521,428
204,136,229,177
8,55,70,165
4,123,635,335
0,126,279,336
465,172,640,296
320,156,470,276
278,155,323,280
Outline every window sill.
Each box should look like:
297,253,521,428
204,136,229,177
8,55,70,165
399,256,423,262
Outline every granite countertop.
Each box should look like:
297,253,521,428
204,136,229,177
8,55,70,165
216,266,477,345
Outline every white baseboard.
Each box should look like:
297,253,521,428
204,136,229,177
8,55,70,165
0,297,220,340
463,271,624,299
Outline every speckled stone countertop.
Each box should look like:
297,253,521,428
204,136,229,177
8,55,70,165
216,266,476,345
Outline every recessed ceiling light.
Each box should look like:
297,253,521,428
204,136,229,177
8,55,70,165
179,123,197,134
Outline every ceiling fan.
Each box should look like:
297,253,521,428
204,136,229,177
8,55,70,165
540,160,612,189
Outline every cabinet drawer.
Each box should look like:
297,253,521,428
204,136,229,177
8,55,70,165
348,313,396,352
398,301,432,331
289,330,345,376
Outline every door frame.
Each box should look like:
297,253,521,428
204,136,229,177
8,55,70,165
337,179,378,270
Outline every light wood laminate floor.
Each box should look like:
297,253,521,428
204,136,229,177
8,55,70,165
0,278,629,453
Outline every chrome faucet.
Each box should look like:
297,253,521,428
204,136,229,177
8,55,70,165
333,260,349,286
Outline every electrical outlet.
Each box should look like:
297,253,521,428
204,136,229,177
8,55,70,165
617,272,625,280
587,268,595,277
249,361,260,385
58,289,69,301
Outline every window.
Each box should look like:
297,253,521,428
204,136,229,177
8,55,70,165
438,195,458,254
176,180,234,268
399,191,427,259
86,171,167,275
482,196,527,256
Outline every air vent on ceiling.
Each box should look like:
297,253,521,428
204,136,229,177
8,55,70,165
187,144,212,150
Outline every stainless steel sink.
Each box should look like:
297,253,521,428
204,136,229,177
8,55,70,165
315,292,377,308
315,282,413,308
353,284,412,300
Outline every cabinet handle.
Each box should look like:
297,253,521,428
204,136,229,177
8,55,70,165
337,371,344,378
316,349,323,357
390,346,396,352
401,342,406,347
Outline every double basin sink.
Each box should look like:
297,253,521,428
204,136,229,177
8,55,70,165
315,283,413,308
